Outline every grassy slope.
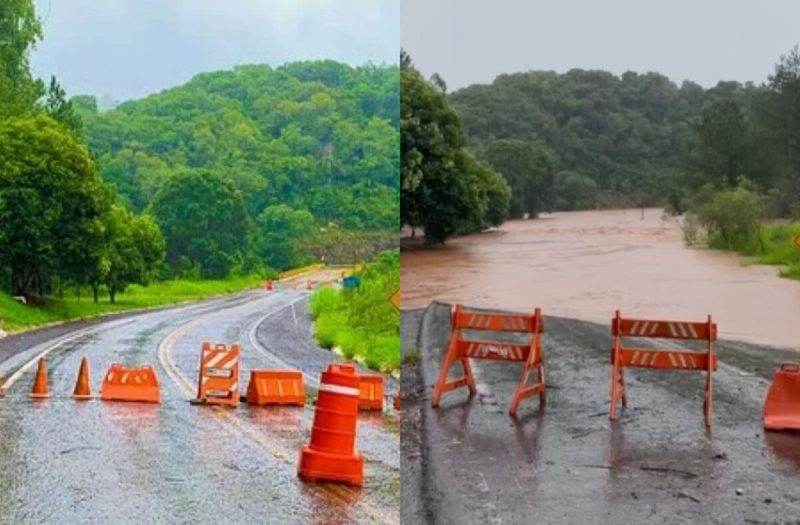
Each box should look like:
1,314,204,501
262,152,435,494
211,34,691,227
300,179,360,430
309,251,400,374
0,275,264,332
754,222,800,279
709,221,800,280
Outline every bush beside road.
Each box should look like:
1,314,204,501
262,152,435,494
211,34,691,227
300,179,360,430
309,250,400,373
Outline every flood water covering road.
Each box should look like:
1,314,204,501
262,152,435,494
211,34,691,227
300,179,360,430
402,209,800,349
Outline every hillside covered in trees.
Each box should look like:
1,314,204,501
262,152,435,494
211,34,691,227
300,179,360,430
1,0,399,303
77,61,399,277
403,46,800,247
449,52,800,219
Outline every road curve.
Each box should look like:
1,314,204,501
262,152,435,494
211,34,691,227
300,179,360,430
0,275,399,525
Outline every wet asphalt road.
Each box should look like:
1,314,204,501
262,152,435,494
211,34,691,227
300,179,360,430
0,276,399,525
401,302,800,525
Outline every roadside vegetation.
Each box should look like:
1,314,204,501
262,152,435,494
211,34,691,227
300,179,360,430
0,1,398,330
309,250,400,373
402,45,800,252
0,275,264,332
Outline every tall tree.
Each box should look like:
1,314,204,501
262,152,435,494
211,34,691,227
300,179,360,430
148,169,249,278
0,115,110,296
0,0,44,117
401,55,501,243
483,139,557,218
692,100,747,188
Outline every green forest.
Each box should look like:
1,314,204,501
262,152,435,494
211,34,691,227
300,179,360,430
0,0,399,307
402,47,800,256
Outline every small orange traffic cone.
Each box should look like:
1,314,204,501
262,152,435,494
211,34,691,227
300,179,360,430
30,357,50,399
73,357,92,400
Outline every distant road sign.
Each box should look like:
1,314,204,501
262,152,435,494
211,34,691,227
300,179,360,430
343,276,361,289
389,290,400,311
795,233,800,249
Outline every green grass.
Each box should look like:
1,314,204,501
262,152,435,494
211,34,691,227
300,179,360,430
309,250,400,374
708,221,800,280
0,275,265,332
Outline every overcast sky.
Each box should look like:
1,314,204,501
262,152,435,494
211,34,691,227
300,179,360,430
31,0,399,102
402,0,800,91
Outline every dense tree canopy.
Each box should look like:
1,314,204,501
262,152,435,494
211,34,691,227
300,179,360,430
148,169,250,278
447,48,800,220
77,60,400,270
0,116,110,296
401,52,509,243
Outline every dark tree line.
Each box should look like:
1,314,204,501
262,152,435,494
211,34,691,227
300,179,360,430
401,51,510,243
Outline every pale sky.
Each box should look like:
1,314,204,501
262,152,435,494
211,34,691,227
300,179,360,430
31,0,400,102
402,0,800,91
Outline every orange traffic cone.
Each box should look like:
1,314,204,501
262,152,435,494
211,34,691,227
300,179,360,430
30,357,50,399
73,357,92,400
298,363,364,486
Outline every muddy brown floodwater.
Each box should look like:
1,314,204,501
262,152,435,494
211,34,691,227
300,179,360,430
401,208,800,348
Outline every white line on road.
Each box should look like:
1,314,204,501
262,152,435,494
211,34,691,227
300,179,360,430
2,318,135,392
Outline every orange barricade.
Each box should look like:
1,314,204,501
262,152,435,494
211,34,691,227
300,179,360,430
298,363,363,486
763,362,800,431
195,342,240,407
246,369,305,406
432,304,545,416
358,374,384,411
610,310,717,427
100,364,160,403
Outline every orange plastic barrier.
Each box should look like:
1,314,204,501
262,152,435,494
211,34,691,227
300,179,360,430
298,363,363,486
764,362,800,431
100,364,160,403
432,305,545,416
195,342,240,407
610,310,717,427
246,369,305,406
73,357,92,400
358,374,384,411
30,357,50,399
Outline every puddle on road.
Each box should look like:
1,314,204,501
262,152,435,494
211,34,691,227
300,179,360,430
402,208,800,348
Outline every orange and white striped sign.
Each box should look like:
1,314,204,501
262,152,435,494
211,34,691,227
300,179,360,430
432,304,546,416
196,342,240,407
618,348,716,370
454,311,541,333
609,310,717,427
613,318,716,341
459,340,530,361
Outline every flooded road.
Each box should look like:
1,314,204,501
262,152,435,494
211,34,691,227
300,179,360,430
0,269,399,525
402,209,800,348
